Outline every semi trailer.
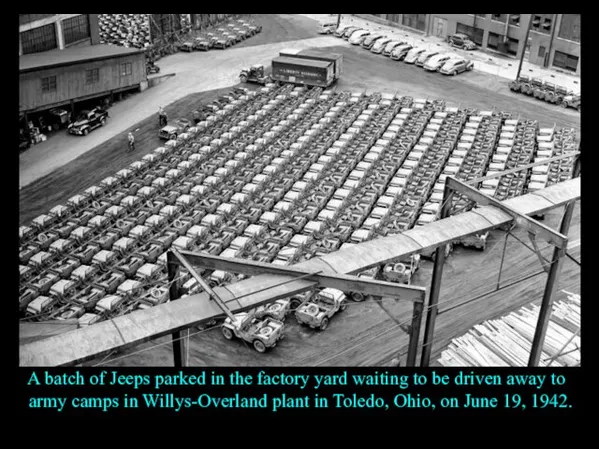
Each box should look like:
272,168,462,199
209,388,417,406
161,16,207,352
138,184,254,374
271,56,336,88
279,49,343,81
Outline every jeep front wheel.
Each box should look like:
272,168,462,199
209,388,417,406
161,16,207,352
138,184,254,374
253,340,266,353
340,301,347,312
319,317,329,331
222,327,234,340
240,74,248,83
100,117,106,126
83,128,89,136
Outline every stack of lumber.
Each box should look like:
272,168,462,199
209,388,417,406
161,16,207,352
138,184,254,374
438,291,580,367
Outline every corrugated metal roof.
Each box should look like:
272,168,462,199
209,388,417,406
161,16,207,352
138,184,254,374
20,44,144,73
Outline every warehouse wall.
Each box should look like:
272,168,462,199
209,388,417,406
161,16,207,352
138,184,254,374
19,53,146,112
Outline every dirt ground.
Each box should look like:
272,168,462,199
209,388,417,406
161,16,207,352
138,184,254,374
19,14,581,367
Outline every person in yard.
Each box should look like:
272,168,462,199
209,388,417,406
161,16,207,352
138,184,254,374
128,132,135,152
159,106,167,127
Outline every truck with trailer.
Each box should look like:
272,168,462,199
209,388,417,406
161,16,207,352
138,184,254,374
270,56,337,88
278,49,343,82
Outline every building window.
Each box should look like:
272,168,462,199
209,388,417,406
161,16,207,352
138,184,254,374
120,62,132,76
41,76,57,93
491,14,507,23
538,46,546,58
402,14,426,31
63,15,90,45
21,23,57,54
506,37,519,56
553,51,579,72
558,14,580,42
531,14,552,34
487,32,500,50
456,22,484,45
510,14,521,26
86,68,99,84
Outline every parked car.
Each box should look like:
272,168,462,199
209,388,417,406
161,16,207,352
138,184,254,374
381,40,407,56
371,37,393,54
349,30,370,45
343,26,363,39
193,36,211,51
334,24,353,37
319,22,337,34
447,33,477,50
179,41,194,52
361,33,384,49
423,53,456,71
159,118,191,140
404,47,427,64
295,288,347,331
416,49,440,67
68,108,108,136
222,311,285,353
439,57,474,75
390,44,414,61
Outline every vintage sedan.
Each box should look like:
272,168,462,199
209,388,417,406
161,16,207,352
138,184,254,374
389,44,414,61
423,53,457,71
439,57,474,75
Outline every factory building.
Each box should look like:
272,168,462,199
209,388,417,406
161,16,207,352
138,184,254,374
363,14,580,75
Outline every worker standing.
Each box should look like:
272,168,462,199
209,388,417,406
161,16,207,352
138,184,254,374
159,106,167,127
128,132,135,152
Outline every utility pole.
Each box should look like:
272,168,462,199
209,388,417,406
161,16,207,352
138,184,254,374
516,14,534,80
337,14,341,28
545,14,558,68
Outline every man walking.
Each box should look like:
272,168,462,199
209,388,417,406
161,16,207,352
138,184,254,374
128,132,135,152
158,106,167,127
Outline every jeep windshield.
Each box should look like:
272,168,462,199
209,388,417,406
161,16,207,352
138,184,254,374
315,293,335,309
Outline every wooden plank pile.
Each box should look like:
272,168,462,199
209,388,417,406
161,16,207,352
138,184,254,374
438,291,580,367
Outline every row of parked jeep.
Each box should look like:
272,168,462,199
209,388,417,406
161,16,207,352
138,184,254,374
325,23,475,76
177,19,262,52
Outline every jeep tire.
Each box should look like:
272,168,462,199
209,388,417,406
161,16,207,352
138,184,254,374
253,340,266,353
222,327,234,340
319,317,329,331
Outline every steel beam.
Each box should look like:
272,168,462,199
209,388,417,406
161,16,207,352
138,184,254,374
420,183,453,367
175,250,426,303
446,176,568,249
170,249,236,321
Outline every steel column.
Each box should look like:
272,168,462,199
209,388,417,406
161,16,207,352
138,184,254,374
528,156,580,366
420,183,454,366
167,251,186,367
406,302,424,367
